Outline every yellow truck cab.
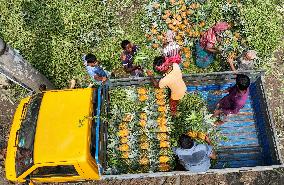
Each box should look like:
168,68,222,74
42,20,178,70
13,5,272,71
5,88,106,183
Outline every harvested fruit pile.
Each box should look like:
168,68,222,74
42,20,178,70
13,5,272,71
106,86,225,174
143,0,249,71
106,86,175,174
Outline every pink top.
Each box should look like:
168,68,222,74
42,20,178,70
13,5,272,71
218,85,249,115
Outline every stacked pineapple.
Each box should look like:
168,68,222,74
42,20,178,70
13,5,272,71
118,113,134,159
155,88,171,172
137,87,151,167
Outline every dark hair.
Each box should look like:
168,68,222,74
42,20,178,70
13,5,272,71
85,53,97,63
121,40,130,49
179,134,194,149
153,56,165,73
39,84,47,92
236,74,250,91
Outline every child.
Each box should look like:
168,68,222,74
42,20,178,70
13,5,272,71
174,134,216,172
213,74,250,125
227,50,257,71
147,56,186,116
84,53,108,84
120,40,143,76
163,30,181,58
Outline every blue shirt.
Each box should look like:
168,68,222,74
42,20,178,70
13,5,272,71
86,66,107,78
174,142,213,172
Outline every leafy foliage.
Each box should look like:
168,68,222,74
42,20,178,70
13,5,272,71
171,92,225,147
0,0,282,88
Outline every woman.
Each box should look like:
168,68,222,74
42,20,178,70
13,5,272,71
195,22,231,68
163,30,181,58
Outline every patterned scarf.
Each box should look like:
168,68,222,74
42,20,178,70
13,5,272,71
155,55,181,72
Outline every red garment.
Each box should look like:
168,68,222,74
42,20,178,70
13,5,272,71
200,22,230,49
169,98,179,115
155,55,181,72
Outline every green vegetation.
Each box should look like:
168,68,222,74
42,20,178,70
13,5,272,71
0,0,282,88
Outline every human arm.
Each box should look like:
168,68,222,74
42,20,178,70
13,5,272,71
227,56,237,71
209,150,217,160
146,70,159,88
94,75,107,83
205,139,217,160
205,47,219,53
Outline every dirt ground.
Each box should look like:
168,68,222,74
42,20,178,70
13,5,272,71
0,50,284,185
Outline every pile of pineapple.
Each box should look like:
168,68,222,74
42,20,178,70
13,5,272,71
107,86,226,174
144,0,209,67
107,86,174,174
143,0,247,69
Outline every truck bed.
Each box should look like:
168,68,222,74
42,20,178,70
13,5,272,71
188,83,261,168
99,70,282,179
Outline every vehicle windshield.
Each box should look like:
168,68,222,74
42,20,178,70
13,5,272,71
15,94,43,177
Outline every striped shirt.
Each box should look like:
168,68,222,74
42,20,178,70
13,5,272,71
163,42,180,57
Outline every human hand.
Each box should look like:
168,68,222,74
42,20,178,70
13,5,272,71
212,90,223,95
205,135,212,145
146,70,154,77
102,77,107,83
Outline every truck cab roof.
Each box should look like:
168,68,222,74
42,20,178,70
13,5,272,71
34,88,94,163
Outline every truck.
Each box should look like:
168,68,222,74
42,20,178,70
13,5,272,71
5,70,283,184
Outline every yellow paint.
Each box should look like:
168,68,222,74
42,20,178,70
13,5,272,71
5,88,101,183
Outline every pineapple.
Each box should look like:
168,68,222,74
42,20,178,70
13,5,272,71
160,141,170,148
157,133,168,141
119,144,129,152
139,120,147,127
155,88,164,94
137,87,147,95
159,156,170,163
159,163,170,172
197,132,207,140
157,117,167,126
123,114,133,122
187,131,197,138
119,122,128,130
139,95,148,102
158,125,168,132
140,142,149,150
139,156,149,165
158,106,166,112
120,137,128,144
156,99,165,106
155,93,164,100
121,152,129,159
118,129,129,137
140,112,147,120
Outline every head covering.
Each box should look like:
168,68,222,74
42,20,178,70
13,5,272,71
155,55,181,72
212,22,230,33
166,30,176,43
200,22,230,49
246,50,257,60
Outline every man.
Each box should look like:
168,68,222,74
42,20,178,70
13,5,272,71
84,53,108,84
174,134,217,172
227,50,257,71
120,40,143,76
147,56,187,116
213,74,250,125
